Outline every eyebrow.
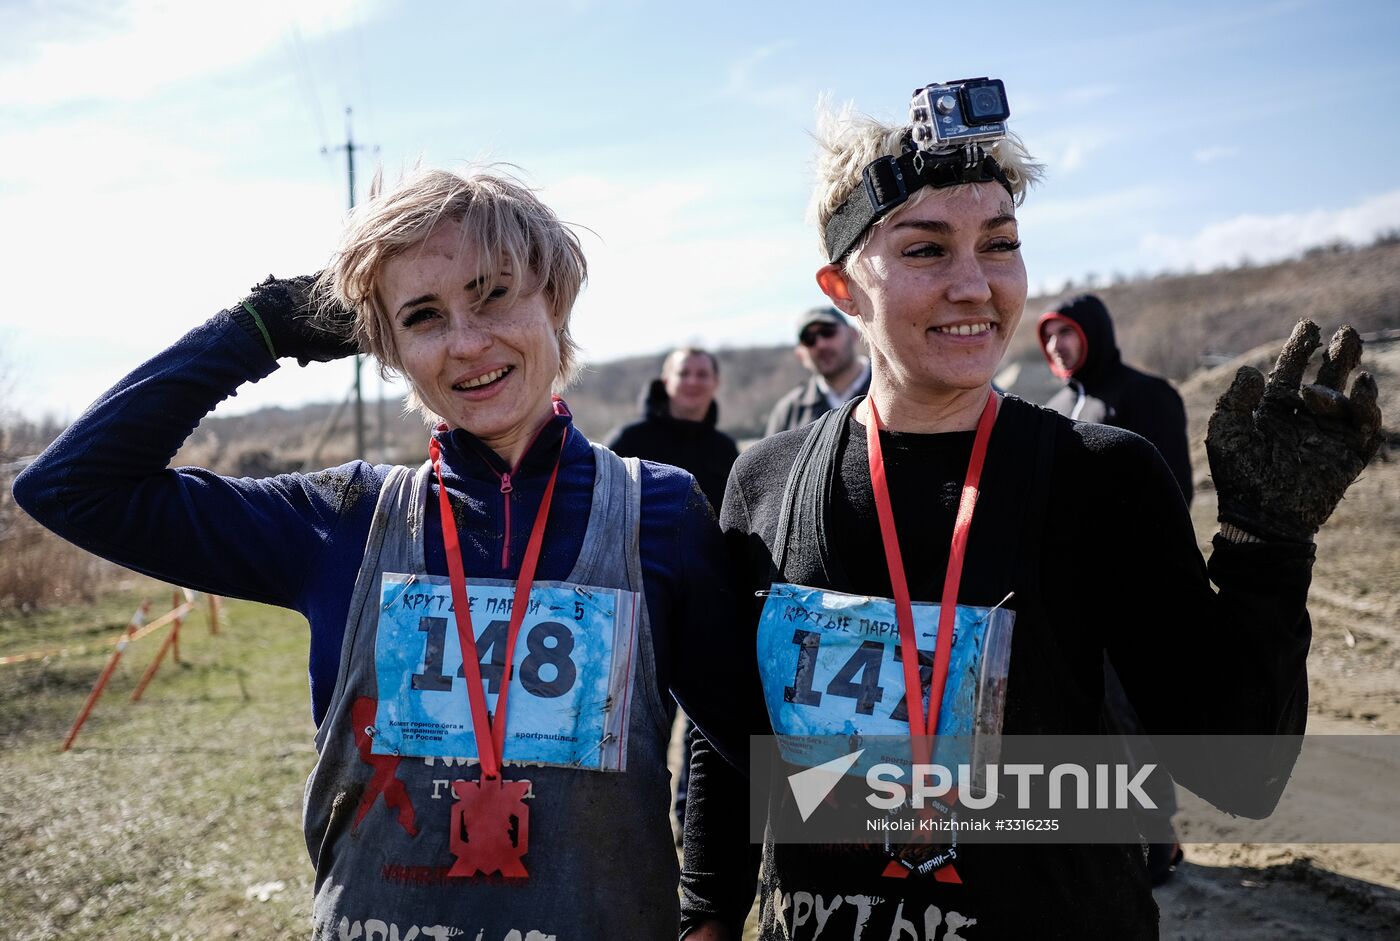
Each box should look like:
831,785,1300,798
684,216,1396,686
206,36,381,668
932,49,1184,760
397,293,439,317
396,275,501,318
890,212,1018,235
892,219,952,234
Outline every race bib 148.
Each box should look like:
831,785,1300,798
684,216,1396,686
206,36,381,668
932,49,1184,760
371,573,640,772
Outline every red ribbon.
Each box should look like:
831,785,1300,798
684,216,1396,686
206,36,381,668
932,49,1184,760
865,390,998,761
428,427,567,781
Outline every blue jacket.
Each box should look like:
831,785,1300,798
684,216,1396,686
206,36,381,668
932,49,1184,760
12,310,751,763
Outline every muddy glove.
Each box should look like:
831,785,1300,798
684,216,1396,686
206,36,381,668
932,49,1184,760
1206,320,1383,544
232,273,360,366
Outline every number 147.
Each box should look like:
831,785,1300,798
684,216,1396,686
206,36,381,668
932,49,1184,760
783,629,933,721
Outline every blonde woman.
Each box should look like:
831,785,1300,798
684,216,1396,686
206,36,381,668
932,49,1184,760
17,168,750,939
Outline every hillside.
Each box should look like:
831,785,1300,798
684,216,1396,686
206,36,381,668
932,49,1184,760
174,240,1400,473
1003,239,1400,407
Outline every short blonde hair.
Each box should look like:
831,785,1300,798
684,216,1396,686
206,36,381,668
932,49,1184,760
809,100,1044,267
318,166,587,416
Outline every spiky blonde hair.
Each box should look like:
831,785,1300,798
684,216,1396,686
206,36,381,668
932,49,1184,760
809,99,1045,267
317,166,587,420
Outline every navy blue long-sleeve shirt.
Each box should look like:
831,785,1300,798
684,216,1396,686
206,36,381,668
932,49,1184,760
13,310,749,764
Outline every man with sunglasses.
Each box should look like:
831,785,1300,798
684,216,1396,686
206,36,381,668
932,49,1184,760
764,306,871,436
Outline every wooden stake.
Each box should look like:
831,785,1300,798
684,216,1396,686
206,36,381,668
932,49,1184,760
61,601,151,751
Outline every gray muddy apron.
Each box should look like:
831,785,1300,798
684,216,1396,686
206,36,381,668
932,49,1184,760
303,445,676,940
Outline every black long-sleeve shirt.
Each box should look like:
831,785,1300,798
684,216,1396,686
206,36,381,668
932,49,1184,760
682,396,1313,939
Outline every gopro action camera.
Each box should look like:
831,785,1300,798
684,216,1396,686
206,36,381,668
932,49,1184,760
822,75,1015,261
909,77,1010,149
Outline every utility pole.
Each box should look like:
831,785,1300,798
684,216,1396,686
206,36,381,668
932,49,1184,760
324,107,369,459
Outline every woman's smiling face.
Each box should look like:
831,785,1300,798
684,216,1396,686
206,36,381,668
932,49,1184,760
380,217,560,460
827,182,1028,400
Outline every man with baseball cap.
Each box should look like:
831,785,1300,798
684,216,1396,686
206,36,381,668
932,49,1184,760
764,306,871,436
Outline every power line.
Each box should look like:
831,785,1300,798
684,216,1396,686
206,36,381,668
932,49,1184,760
282,19,331,153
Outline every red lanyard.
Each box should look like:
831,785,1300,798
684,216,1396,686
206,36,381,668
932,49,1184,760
866,390,998,746
428,427,567,781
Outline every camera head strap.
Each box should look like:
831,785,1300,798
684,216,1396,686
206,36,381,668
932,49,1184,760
823,140,1013,264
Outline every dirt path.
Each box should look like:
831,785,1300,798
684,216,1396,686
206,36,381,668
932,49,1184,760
1159,715,1400,939
1157,850,1400,940
1157,338,1400,939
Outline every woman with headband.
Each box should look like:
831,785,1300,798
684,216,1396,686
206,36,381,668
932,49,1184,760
681,85,1382,939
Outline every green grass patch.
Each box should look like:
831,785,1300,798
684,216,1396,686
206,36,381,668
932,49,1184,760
0,578,319,939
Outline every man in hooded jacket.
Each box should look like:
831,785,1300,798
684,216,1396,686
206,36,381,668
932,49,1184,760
1038,293,1194,882
608,347,740,838
1038,294,1193,503
607,347,739,514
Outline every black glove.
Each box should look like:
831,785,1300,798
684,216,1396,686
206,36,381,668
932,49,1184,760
232,273,360,366
1206,320,1383,543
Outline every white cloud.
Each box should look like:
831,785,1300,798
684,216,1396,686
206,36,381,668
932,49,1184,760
0,118,220,189
546,172,816,362
1057,140,1091,173
0,0,375,107
547,174,718,243
0,0,378,418
1027,126,1115,176
1014,84,1117,119
1019,183,1168,229
1192,145,1239,164
1063,84,1117,105
0,163,816,420
0,175,347,420
1139,189,1400,271
721,39,805,110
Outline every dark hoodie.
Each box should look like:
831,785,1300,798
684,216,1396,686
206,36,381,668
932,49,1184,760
1038,294,1193,503
607,379,739,514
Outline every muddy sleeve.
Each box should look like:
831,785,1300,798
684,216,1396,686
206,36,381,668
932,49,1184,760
11,310,365,612
1092,433,1312,813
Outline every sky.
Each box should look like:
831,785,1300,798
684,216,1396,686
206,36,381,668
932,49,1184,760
2,0,1398,421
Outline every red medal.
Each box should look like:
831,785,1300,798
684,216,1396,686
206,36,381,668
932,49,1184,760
866,389,998,879
448,777,533,878
429,425,567,880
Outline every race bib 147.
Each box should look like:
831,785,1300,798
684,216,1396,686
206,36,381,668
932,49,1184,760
756,583,1014,770
370,573,640,772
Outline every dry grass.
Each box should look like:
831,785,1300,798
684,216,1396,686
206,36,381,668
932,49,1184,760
0,584,317,939
0,513,119,611
0,463,124,611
